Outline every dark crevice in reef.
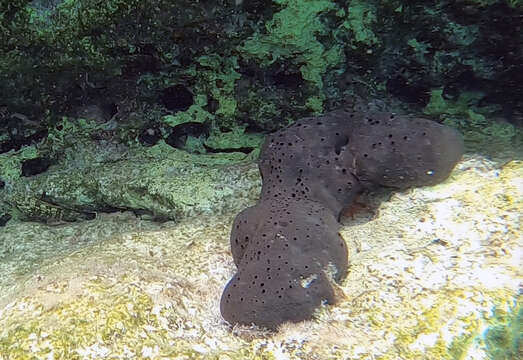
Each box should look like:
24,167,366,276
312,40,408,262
0,128,48,154
21,157,52,177
0,213,11,227
220,104,464,330
203,144,255,154
160,84,194,112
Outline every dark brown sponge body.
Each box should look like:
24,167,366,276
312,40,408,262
220,108,464,329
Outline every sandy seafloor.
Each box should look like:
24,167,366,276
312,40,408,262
0,150,521,359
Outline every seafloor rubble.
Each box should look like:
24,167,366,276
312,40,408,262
0,149,520,359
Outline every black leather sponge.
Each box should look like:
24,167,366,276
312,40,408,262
220,107,464,329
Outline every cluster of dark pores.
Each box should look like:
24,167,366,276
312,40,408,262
220,107,464,329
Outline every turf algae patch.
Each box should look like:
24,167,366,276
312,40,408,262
0,283,159,358
241,0,342,90
1,214,242,359
484,297,522,360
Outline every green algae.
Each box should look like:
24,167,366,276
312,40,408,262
461,0,523,8
484,298,522,360
384,292,521,359
304,95,325,114
240,0,344,90
371,289,520,359
444,22,479,47
194,54,242,122
423,89,517,145
447,318,480,360
508,0,523,8
1,152,521,359
0,99,263,224
342,0,380,47
159,53,242,130
407,38,432,64
205,125,264,151
0,215,284,359
161,95,214,128
0,279,194,359
45,116,104,156
238,0,349,114
240,88,291,131
183,134,208,154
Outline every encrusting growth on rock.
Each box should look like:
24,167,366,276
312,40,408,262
221,104,464,329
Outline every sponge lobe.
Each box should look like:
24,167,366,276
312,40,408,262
229,199,347,273
348,114,465,188
221,199,346,329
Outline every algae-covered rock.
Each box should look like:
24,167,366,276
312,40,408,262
2,0,522,151
204,125,264,152
0,150,520,359
423,89,521,149
0,137,260,223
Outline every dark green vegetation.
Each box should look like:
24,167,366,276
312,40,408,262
0,0,522,226
1,0,522,129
